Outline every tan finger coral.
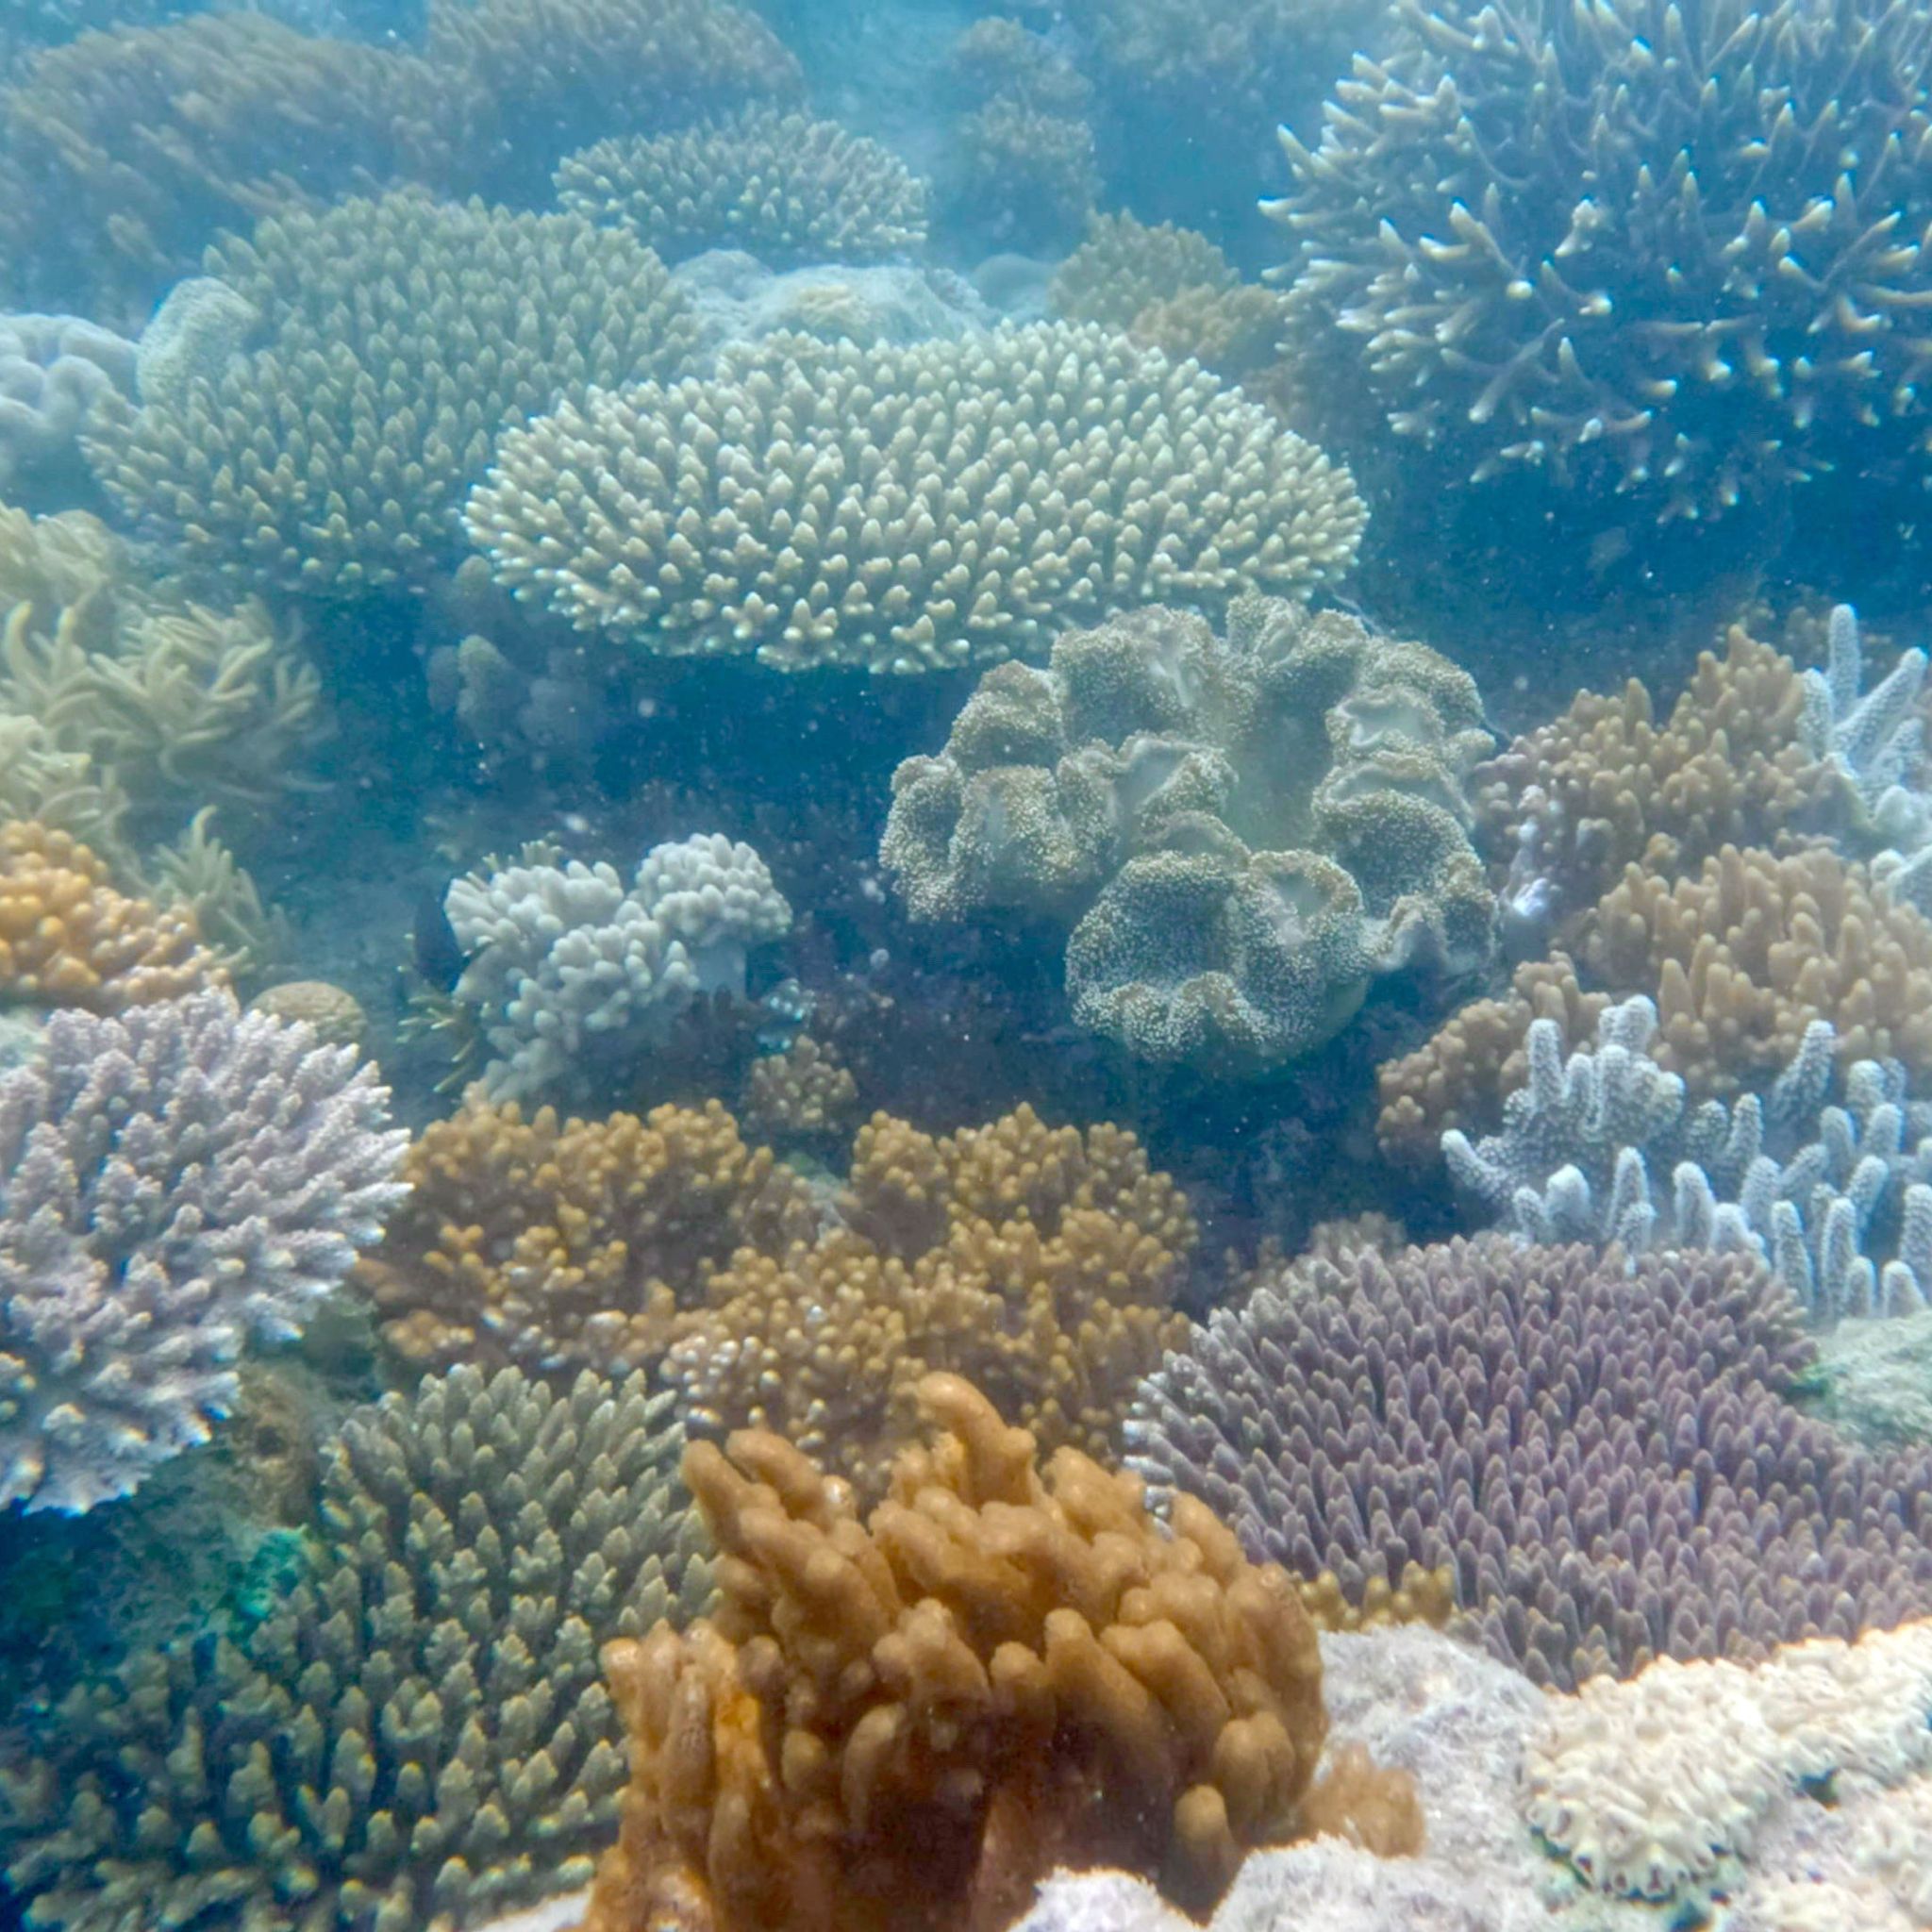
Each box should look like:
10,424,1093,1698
740,1035,859,1150
581,1373,1421,1932
464,324,1365,673
667,1104,1196,1498
0,820,220,1008
556,108,927,265
359,1091,820,1374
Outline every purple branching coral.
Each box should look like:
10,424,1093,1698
0,990,408,1514
1126,1239,1932,1689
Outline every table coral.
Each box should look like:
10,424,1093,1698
0,1364,712,1932
0,986,407,1512
666,1103,1196,1498
0,820,217,1009
359,1092,819,1374
556,109,927,266
1127,1238,1932,1689
580,1373,1421,1932
464,325,1364,674
89,192,699,592
883,596,1493,1070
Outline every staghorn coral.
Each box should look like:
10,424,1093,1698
581,1372,1421,1932
141,806,290,984
555,109,927,267
0,13,451,321
665,1103,1196,1498
1126,1238,1932,1689
425,0,801,204
444,834,791,1103
466,325,1364,674
0,1363,712,1931
1474,625,1843,938
883,597,1493,1070
0,713,125,858
358,1091,819,1374
1269,0,1932,524
0,986,406,1512
1524,1620,1932,1900
88,192,699,593
0,820,217,1009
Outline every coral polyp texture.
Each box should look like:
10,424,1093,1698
463,324,1365,674
1125,1238,1932,1689
665,1102,1196,1497
359,1092,819,1374
579,1373,1421,1932
0,1363,712,1932
0,987,407,1513
555,109,927,265
443,833,791,1102
883,596,1494,1069
0,312,135,490
0,821,217,1008
87,193,699,593
1270,0,1932,523
0,13,450,321
1524,1620,1932,1900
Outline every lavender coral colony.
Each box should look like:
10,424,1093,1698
12,1,1932,1931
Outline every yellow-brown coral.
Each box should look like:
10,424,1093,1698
582,1373,1421,1932
358,1091,820,1371
740,1035,859,1148
247,978,367,1051
667,1104,1196,1498
0,821,219,1009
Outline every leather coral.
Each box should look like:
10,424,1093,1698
580,1373,1419,1932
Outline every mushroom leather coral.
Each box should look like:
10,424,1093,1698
581,1374,1421,1932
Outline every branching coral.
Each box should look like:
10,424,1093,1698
1269,0,1932,523
0,13,451,321
443,834,791,1102
1127,1238,1932,1689
883,597,1493,1069
89,192,699,592
0,986,406,1512
0,821,217,1009
0,1364,712,1930
359,1092,820,1374
556,109,927,266
740,1035,858,1150
666,1103,1196,1498
465,325,1364,673
581,1373,1421,1932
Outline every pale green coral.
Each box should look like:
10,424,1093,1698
882,596,1495,1069
0,1363,710,1932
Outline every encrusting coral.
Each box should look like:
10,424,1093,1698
1127,1238,1932,1689
89,192,699,593
0,820,218,1009
0,1363,712,1932
0,986,407,1512
665,1103,1196,1498
579,1372,1422,1932
883,597,1494,1070
1269,0,1932,524
556,109,927,266
465,324,1365,674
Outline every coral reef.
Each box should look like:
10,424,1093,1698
580,1372,1420,1932
1524,1620,1932,1899
0,13,450,321
556,109,927,266
246,978,368,1051
443,834,791,1102
1126,1238,1932,1688
883,597,1493,1070
89,192,699,592
0,820,217,1008
0,987,406,1512
466,325,1364,674
0,1363,711,1930
666,1103,1195,1496
740,1035,858,1150
1270,0,1932,523
0,312,135,496
360,1091,818,1374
